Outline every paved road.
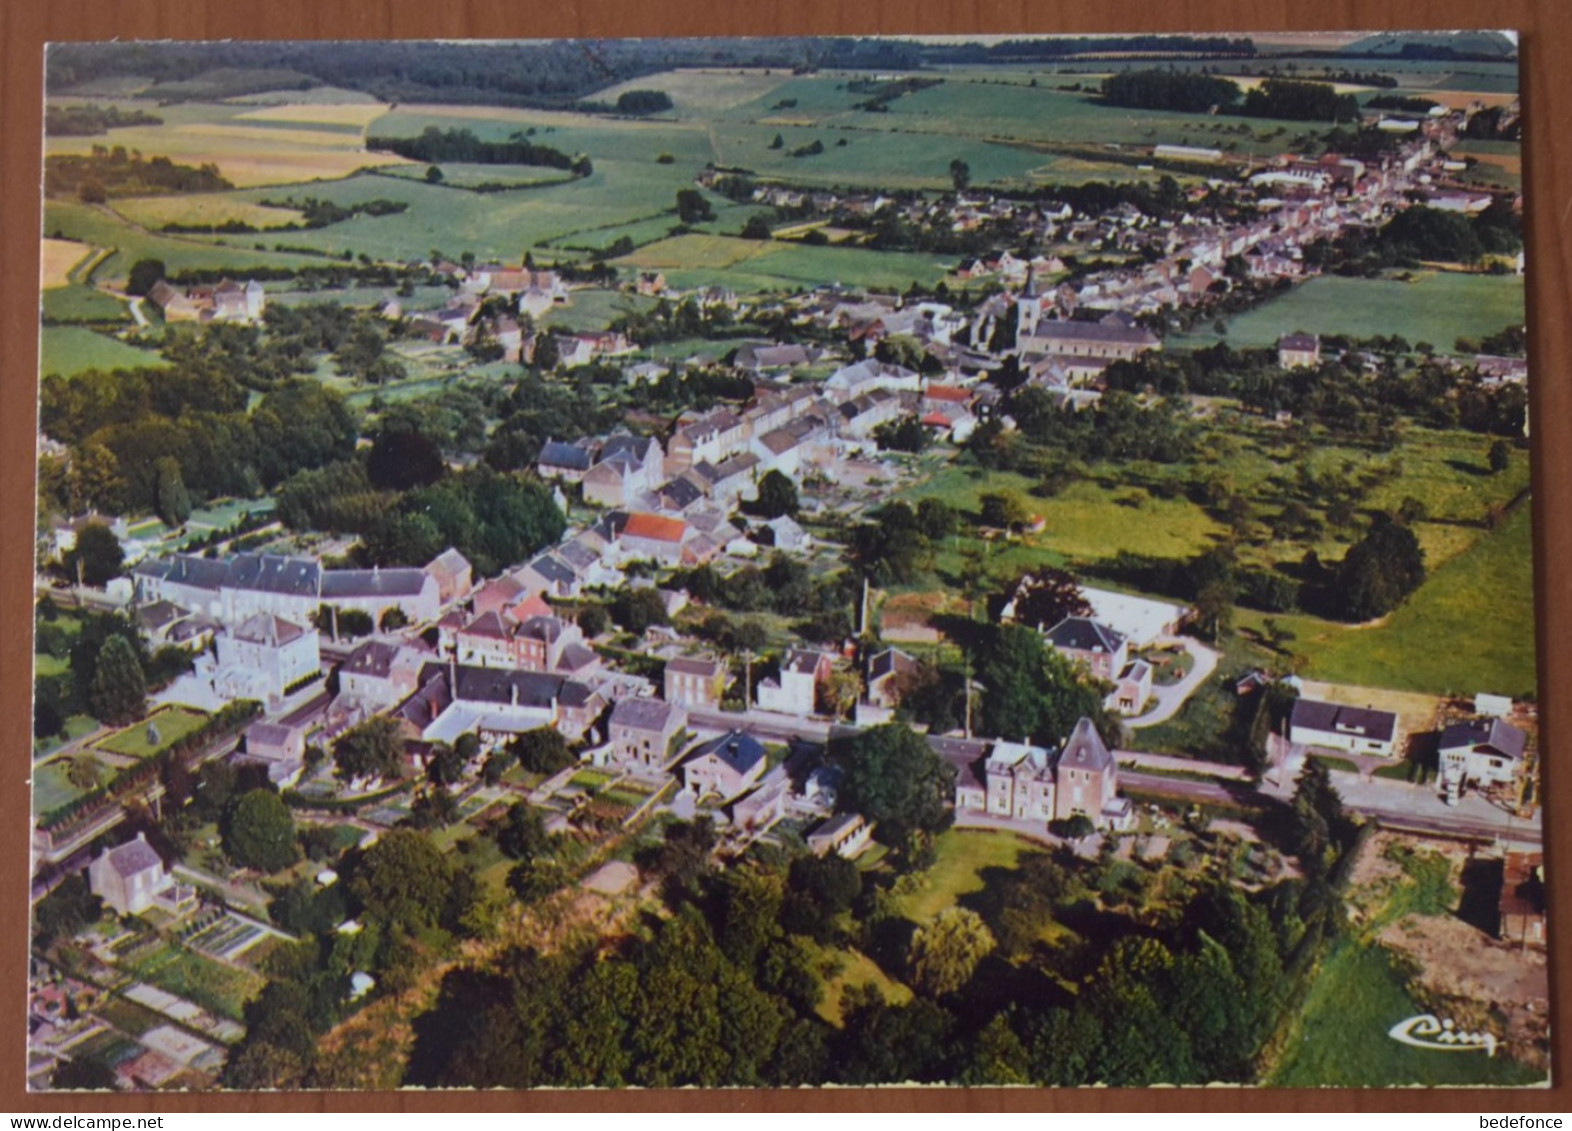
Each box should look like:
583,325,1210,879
1125,636,1219,729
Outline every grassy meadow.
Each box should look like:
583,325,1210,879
1176,272,1526,353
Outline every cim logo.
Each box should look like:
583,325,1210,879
1388,1014,1499,1057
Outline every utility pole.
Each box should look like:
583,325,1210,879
742,648,755,709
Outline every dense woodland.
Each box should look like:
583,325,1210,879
366,127,590,174
45,150,232,201
44,103,162,136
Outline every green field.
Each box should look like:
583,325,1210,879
888,828,1034,925
1178,272,1525,354
39,326,168,378
41,284,129,324
376,162,577,190
94,706,210,759
1270,938,1544,1086
618,234,957,293
1242,498,1537,698
43,199,329,285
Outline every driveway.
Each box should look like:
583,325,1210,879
1124,636,1219,729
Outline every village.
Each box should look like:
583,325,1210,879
29,38,1544,1092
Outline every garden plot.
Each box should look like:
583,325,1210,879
182,911,274,962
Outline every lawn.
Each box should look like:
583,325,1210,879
122,945,266,1023
94,705,210,759
32,760,91,814
1270,938,1545,1087
1176,272,1525,355
1128,632,1273,761
39,326,168,378
1237,499,1536,698
34,714,99,760
809,942,913,1026
888,828,1034,925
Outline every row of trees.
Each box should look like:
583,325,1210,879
367,126,590,174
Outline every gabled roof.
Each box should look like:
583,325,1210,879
609,696,682,733
227,554,321,597
522,554,576,586
1029,320,1159,347
342,639,401,679
868,647,918,683
623,512,687,543
599,433,659,465
461,610,512,640
321,568,429,600
103,834,163,879
537,440,591,471
667,656,723,679
691,730,767,776
1057,717,1114,773
231,613,308,648
1291,698,1398,743
1045,616,1125,655
781,648,832,676
1279,332,1320,351
247,722,300,751
1439,718,1528,761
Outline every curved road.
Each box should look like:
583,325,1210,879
1124,636,1219,729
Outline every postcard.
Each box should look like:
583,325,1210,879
28,32,1543,1091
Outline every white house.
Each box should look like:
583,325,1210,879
1438,717,1527,793
214,614,320,704
1289,698,1400,758
756,648,834,716
87,833,194,917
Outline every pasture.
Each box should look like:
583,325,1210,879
43,199,330,285
39,326,167,378
111,194,305,231
620,233,956,292
42,284,128,324
1179,272,1525,354
1240,499,1536,698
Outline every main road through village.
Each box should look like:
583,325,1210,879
685,706,1543,848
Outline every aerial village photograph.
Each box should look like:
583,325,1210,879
26,32,1545,1092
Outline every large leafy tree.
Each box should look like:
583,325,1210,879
753,469,799,519
88,634,145,726
1003,566,1090,629
1334,518,1426,621
223,789,300,872
832,723,955,856
975,624,1105,745
908,907,996,997
66,522,124,587
349,828,457,934
332,716,405,782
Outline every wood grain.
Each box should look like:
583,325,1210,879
1,0,1566,1111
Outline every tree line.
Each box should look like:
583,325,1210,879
367,126,591,174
